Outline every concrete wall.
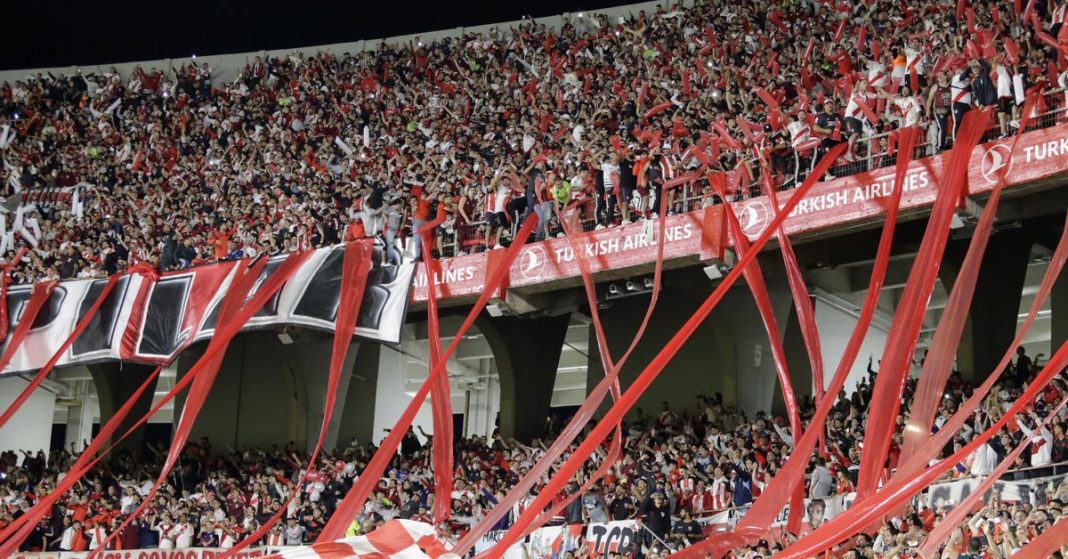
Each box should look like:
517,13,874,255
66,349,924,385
586,267,739,422
0,376,56,457
814,297,891,399
371,344,434,446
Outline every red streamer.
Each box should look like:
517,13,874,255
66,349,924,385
0,248,27,339
319,216,539,542
482,144,848,559
92,253,308,555
919,394,1068,558
803,38,816,62
776,340,1068,559
0,281,57,375
856,25,867,52
0,366,162,553
853,110,990,501
221,242,374,558
0,275,118,430
712,172,805,533
672,127,921,559
643,101,673,122
832,19,846,42
420,232,455,525
756,87,780,110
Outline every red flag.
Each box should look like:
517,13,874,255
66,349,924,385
1004,37,1020,64
832,19,846,42
965,6,976,33
756,87,780,110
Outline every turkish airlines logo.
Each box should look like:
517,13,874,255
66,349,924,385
519,245,548,280
738,200,770,237
981,143,1014,184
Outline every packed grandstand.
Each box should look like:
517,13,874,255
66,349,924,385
2,0,1068,558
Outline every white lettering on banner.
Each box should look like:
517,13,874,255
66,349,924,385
551,224,694,264
1022,136,1068,163
412,266,477,288
586,520,639,557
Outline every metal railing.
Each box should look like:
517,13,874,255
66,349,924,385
427,89,1068,259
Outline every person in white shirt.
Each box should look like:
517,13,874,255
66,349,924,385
58,518,78,551
843,79,876,153
87,520,108,550
878,85,924,128
950,68,973,138
1019,411,1054,468
173,514,195,549
993,59,1014,136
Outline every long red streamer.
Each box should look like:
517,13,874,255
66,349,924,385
483,144,848,559
0,248,27,339
775,339,1068,559
711,173,805,533
891,197,1068,490
319,215,539,542
0,281,58,374
918,394,1068,558
221,241,373,557
0,274,120,430
898,98,1035,476
672,128,919,559
92,252,308,555
421,231,454,525
854,110,990,500
0,366,162,554
0,255,308,549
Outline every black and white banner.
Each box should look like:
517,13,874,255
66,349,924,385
0,245,415,375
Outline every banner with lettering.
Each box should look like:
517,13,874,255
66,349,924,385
585,520,640,557
926,472,1067,510
12,546,298,559
529,524,585,559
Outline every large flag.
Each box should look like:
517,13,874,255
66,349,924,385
265,520,450,559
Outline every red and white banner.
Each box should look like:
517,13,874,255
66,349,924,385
584,520,639,557
0,245,414,375
13,548,285,559
528,524,586,559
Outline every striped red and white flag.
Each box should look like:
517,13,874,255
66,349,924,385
264,520,452,559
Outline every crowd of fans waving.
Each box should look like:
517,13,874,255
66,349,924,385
0,348,1066,559
3,0,1068,283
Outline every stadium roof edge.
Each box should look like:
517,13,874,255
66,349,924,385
0,0,669,85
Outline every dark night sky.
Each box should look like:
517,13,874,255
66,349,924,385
1,0,637,71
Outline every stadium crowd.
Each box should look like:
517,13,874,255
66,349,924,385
0,347,1066,558
1,0,1067,283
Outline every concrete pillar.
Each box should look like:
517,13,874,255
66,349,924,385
951,229,1035,382
337,343,381,449
0,376,57,456
64,398,95,453
584,267,738,422
174,332,307,450
291,338,361,453
88,362,160,454
477,313,573,442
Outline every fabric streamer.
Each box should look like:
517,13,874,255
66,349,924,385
0,256,307,548
221,241,374,558
762,166,825,405
319,216,539,542
643,101,673,122
918,394,1068,558
0,367,163,555
891,195,1068,491
671,128,919,559
897,98,1035,479
0,281,58,375
459,182,677,553
774,340,1068,559
91,253,308,556
0,247,27,340
1010,514,1068,558
482,144,848,559
420,231,455,525
853,110,989,501
711,173,805,533
0,274,120,430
